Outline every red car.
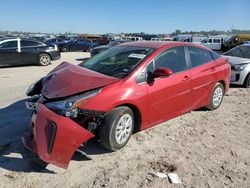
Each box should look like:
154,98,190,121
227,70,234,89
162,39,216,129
23,41,230,169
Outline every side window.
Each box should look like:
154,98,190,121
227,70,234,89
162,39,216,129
229,47,244,58
239,46,250,58
154,46,187,74
188,47,214,68
0,41,17,48
136,61,154,83
147,61,154,73
21,40,42,47
210,51,221,60
213,39,221,43
208,39,212,43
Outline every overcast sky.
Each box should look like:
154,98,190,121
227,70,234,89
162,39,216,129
0,0,249,34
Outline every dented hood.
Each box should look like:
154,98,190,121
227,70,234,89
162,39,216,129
41,62,119,99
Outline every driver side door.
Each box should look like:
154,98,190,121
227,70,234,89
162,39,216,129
0,40,21,66
146,46,192,126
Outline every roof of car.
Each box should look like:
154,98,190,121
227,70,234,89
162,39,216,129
0,37,17,41
119,41,209,50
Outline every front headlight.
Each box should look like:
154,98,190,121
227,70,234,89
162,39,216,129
44,88,101,118
232,64,248,71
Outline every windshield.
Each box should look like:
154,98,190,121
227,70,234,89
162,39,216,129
79,46,155,78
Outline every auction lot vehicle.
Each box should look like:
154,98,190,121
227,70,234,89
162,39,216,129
56,39,98,52
90,40,131,56
45,38,72,52
22,41,230,169
223,44,250,87
224,34,250,49
0,38,60,67
201,37,225,51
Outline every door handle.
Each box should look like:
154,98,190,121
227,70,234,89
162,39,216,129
182,75,190,81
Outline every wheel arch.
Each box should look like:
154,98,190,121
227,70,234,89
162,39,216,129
39,52,52,60
218,80,226,91
243,72,250,87
115,103,142,133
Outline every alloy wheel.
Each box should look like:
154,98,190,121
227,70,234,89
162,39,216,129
115,114,133,145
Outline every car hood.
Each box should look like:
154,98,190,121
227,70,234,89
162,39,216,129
41,62,119,99
222,55,250,65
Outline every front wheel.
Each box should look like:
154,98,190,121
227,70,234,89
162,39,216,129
99,107,134,151
38,53,51,66
206,82,224,110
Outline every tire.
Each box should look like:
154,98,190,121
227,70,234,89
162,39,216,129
61,46,69,52
99,106,134,151
87,46,92,52
243,74,250,88
38,53,51,66
206,82,225,110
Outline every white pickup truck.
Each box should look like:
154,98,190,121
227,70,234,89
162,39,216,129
201,36,230,51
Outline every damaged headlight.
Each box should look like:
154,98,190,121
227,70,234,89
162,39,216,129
44,88,101,118
26,78,43,96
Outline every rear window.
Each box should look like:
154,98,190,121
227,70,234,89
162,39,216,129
21,40,44,47
224,47,245,58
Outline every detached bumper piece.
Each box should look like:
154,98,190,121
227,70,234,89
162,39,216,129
22,104,94,169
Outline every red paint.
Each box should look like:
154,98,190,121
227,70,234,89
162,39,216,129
41,62,119,99
22,104,94,168
23,42,230,169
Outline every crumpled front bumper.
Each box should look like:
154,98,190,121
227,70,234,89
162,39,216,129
22,103,94,169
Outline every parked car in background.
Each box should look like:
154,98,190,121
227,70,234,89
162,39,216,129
224,34,250,49
56,39,98,52
223,44,250,87
243,41,250,45
28,36,46,42
23,41,230,169
45,38,72,52
201,36,226,51
0,37,60,67
78,34,109,45
90,40,131,56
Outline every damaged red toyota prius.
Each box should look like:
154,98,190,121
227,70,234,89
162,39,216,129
22,41,230,169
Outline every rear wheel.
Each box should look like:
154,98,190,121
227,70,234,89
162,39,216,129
206,82,224,110
100,107,134,151
244,74,250,88
38,53,51,66
61,46,69,52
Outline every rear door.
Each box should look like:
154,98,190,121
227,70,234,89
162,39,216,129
186,46,217,109
20,40,44,64
0,39,21,66
146,46,192,126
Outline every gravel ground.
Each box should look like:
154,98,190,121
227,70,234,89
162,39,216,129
0,52,249,188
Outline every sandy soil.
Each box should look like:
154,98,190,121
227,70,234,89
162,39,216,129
0,52,249,188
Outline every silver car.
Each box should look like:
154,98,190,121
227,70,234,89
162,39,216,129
223,44,250,88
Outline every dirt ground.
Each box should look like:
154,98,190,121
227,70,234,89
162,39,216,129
0,52,249,188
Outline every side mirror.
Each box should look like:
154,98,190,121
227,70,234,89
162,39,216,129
152,68,173,78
